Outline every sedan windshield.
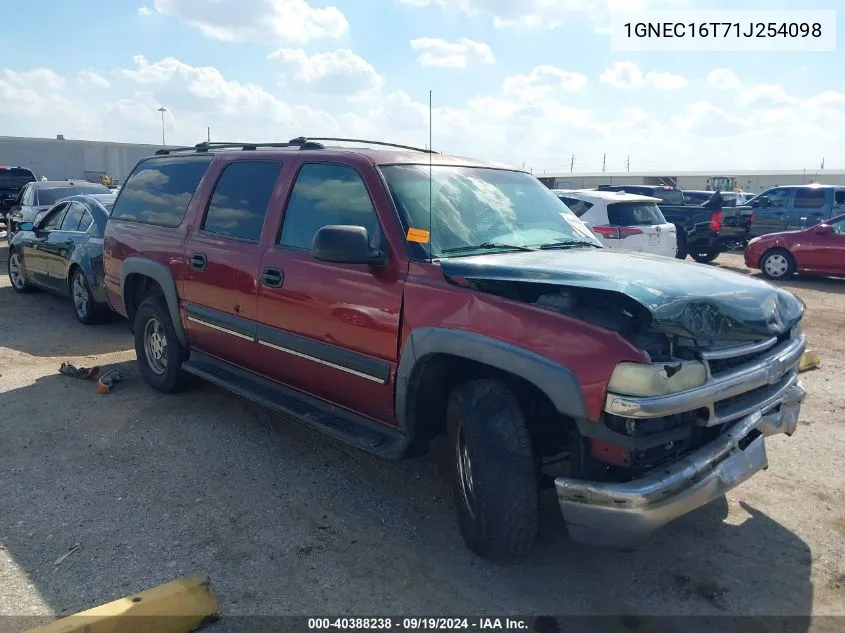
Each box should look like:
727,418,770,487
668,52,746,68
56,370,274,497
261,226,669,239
380,165,600,258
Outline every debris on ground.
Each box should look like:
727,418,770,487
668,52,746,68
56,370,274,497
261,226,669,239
97,369,126,394
59,363,100,380
800,350,821,373
53,543,81,568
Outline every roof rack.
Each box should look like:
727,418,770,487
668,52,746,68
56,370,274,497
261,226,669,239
154,136,437,156
295,137,437,154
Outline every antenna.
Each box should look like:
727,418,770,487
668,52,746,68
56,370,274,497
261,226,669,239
428,89,433,263
626,155,631,172
602,153,607,173
570,154,575,174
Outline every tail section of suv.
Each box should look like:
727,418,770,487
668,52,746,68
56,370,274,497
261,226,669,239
104,139,807,559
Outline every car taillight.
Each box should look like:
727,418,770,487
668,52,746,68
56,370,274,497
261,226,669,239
592,225,643,239
710,211,723,232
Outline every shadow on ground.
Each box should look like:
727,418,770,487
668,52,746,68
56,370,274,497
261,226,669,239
0,362,821,632
0,245,132,358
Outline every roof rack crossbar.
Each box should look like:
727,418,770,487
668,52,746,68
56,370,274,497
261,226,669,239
296,137,438,154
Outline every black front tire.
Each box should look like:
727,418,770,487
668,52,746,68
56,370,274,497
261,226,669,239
133,295,189,393
446,379,539,561
690,249,719,264
759,248,796,280
7,249,34,294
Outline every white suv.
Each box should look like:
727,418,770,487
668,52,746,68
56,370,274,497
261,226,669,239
552,189,678,258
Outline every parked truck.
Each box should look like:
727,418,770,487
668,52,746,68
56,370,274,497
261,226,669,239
746,184,845,238
597,184,753,263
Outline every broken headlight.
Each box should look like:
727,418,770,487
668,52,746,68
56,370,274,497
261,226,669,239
608,361,707,397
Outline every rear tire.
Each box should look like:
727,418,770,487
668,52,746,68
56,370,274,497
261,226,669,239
8,249,34,293
690,249,719,264
760,248,796,280
70,268,103,325
133,295,189,393
446,379,538,561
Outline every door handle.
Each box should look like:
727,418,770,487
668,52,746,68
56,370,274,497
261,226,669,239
189,253,207,271
261,268,284,288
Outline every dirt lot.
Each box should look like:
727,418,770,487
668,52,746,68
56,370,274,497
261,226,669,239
1,248,844,630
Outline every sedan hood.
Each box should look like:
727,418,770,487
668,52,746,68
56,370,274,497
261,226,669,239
440,249,804,340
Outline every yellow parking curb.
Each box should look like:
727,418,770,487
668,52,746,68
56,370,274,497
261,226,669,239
799,350,820,372
25,574,218,633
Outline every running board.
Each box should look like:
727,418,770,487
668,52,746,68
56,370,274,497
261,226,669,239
182,351,409,459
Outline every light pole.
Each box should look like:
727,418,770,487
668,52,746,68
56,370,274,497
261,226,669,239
157,106,167,147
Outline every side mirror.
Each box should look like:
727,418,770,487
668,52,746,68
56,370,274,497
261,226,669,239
17,222,34,232
813,223,833,235
312,225,386,266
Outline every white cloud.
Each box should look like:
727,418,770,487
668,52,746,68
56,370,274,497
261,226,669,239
397,0,686,29
267,49,384,97
503,65,588,98
3,56,845,173
138,5,153,16
78,69,111,89
409,38,494,68
151,0,348,43
646,71,688,90
600,62,687,90
706,68,741,90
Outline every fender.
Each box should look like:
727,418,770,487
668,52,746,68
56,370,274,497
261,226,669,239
120,257,188,346
395,327,589,438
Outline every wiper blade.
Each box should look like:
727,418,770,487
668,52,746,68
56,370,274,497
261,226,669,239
441,242,535,254
538,240,601,250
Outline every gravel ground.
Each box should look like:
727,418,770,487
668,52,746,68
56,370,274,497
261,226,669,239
0,247,843,631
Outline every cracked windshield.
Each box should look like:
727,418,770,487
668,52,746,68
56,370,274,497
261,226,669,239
380,165,600,257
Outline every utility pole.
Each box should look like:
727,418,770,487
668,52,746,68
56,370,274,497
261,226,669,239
157,106,167,147
626,155,631,172
570,154,575,173
207,126,211,143
602,153,607,173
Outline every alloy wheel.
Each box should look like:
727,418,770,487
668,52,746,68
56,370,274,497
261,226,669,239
143,317,169,375
9,253,25,289
72,273,89,319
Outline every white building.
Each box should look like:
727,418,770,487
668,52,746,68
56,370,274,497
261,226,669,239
536,169,845,194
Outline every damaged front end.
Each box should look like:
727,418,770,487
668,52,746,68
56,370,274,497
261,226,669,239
439,249,807,548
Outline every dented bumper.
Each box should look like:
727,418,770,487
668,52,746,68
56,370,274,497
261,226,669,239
555,381,805,549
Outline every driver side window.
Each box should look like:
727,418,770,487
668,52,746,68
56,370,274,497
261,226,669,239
764,188,792,208
42,203,69,230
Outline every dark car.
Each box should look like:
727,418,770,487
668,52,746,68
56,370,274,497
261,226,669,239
745,184,845,238
0,166,37,233
7,194,116,324
103,138,806,559
745,213,845,280
5,180,112,238
596,184,753,263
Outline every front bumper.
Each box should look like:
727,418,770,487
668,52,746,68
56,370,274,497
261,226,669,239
555,381,805,549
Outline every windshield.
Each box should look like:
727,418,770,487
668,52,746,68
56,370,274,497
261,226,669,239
38,186,109,206
380,165,600,258
607,202,667,226
0,168,36,191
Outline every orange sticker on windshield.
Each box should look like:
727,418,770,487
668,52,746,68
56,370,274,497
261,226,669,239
406,227,430,243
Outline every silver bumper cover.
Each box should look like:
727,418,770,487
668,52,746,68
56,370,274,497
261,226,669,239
555,381,806,549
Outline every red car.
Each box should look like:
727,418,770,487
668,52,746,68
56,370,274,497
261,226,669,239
745,214,845,280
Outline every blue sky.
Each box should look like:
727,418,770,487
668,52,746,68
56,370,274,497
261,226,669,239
0,0,843,172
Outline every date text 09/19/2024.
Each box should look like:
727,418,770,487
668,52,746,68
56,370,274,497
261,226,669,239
307,617,531,631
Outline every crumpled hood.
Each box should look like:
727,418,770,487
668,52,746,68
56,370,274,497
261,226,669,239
440,249,804,340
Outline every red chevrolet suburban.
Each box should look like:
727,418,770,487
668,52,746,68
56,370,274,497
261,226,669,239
103,138,807,560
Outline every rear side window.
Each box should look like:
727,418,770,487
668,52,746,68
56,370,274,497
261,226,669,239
794,188,826,209
79,210,94,233
60,202,86,231
111,156,212,227
835,190,845,207
0,168,36,189
652,188,684,206
202,161,281,241
559,196,593,217
608,202,667,226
